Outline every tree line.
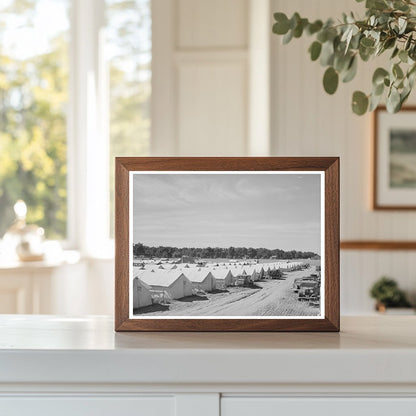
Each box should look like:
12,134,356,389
133,243,318,260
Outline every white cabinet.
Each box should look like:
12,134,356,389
221,398,416,416
3,396,416,416
0,316,415,416
1,397,175,416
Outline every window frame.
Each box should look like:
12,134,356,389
67,0,111,257
0,0,169,258
69,0,152,258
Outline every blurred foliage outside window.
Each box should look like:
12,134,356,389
107,0,151,237
0,0,69,239
0,0,151,241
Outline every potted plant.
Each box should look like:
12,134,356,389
369,276,413,313
272,0,416,115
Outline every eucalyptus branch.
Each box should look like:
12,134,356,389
272,0,416,115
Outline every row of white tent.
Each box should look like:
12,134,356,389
132,261,305,309
137,261,304,272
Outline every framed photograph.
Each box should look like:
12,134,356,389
115,157,339,332
374,106,416,209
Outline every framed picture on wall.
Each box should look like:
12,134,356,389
115,157,339,332
374,106,416,209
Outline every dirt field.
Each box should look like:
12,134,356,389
134,267,320,317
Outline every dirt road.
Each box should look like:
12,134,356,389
137,268,320,317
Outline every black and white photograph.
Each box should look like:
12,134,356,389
129,172,324,319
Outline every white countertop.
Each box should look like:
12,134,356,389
0,315,415,386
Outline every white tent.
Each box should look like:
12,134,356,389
255,264,265,279
143,263,158,271
243,265,258,281
232,267,250,285
132,277,153,309
210,268,234,287
163,263,178,270
183,269,216,292
138,270,193,300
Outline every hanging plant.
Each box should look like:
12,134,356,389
272,0,416,115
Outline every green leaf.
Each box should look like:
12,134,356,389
307,20,323,35
398,17,407,34
399,49,408,63
349,32,361,49
359,38,376,61
374,83,385,96
393,63,404,79
360,37,375,48
334,52,352,73
377,13,389,25
408,69,416,89
405,34,413,51
342,56,358,83
320,40,335,66
290,12,301,30
347,12,356,24
372,68,389,86
366,0,388,10
400,88,411,106
342,25,359,53
323,67,339,95
383,37,396,50
273,13,290,35
325,27,338,42
333,35,341,51
317,30,328,43
369,92,383,111
391,47,399,59
386,87,401,113
359,46,374,62
409,44,416,61
282,29,293,44
309,41,322,61
393,0,410,11
408,63,416,78
293,18,308,38
352,91,369,115
390,21,400,34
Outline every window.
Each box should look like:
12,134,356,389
0,0,151,251
0,0,70,239
106,0,151,237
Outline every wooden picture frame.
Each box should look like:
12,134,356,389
373,106,416,210
115,157,339,332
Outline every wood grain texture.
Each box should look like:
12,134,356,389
325,158,340,331
341,241,416,250
115,157,340,332
114,160,130,330
373,106,416,210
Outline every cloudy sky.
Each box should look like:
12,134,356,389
132,173,322,253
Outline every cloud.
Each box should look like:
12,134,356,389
132,173,322,252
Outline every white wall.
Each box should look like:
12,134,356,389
271,0,416,313
47,258,114,316
51,0,416,317
152,0,260,156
